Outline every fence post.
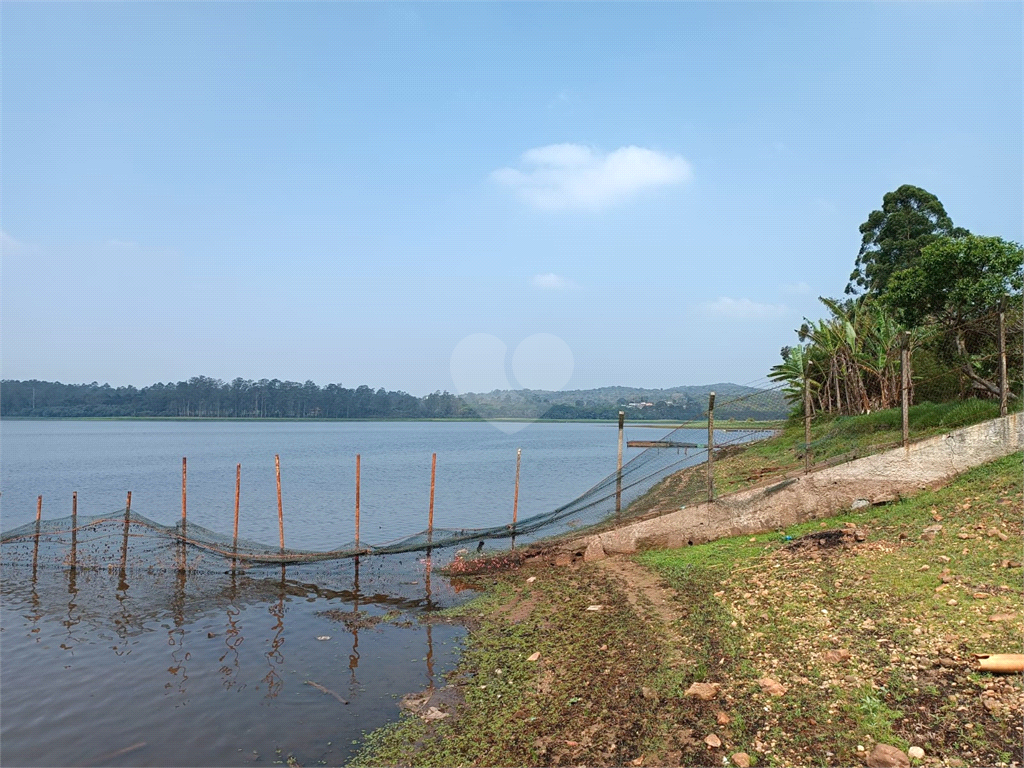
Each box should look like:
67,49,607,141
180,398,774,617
234,464,241,548
999,297,1008,418
427,452,437,548
512,448,521,528
901,332,911,449
804,365,812,473
616,411,625,513
181,457,187,525
355,454,361,551
71,491,78,569
275,454,284,550
707,392,716,503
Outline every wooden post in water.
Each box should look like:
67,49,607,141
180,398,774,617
355,454,361,550
804,367,812,473
901,332,911,449
707,392,716,503
999,297,1008,418
120,491,132,573
276,454,284,550
181,457,187,525
71,491,78,569
616,411,625,513
428,452,437,543
36,494,42,522
233,464,241,547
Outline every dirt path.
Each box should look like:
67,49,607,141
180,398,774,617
595,557,689,670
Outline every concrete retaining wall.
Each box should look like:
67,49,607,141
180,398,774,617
579,413,1022,560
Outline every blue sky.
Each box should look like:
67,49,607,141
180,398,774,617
2,2,1021,396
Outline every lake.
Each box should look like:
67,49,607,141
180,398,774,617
1,418,681,767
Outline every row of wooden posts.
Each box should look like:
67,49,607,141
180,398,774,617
30,411,643,554
34,448,530,553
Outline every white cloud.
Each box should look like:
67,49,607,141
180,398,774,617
533,273,573,290
492,144,692,210
702,297,788,319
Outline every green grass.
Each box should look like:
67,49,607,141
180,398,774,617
625,398,1011,519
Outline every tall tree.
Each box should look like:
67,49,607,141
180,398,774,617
884,234,1023,399
846,185,966,298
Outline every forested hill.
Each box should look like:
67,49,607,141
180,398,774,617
0,378,788,421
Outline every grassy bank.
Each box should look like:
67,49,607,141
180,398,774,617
351,451,1022,767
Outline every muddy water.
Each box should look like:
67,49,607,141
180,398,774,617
1,554,471,767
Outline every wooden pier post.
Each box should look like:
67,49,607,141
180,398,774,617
276,454,284,550
616,411,625,513
355,454,361,550
36,494,42,522
707,392,716,503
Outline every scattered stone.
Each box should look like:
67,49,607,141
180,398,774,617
996,531,1009,541
585,604,604,612
908,746,925,760
641,686,658,701
912,626,923,636
854,529,867,541
923,524,943,535
866,743,910,767
422,706,449,722
957,532,973,540
860,618,876,629
584,537,606,563
988,613,1016,622
947,599,958,606
731,752,751,768
553,553,572,567
823,649,852,663
757,677,787,696
851,499,870,509
704,734,722,748
937,555,951,563
938,657,957,668
526,576,537,583
684,682,720,700
527,652,541,662
987,528,1001,537
715,710,731,725
973,592,991,600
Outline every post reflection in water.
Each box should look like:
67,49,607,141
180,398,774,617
349,556,361,685
425,555,435,688
166,548,189,696
220,569,244,692
261,566,286,700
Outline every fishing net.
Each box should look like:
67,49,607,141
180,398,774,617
0,384,787,571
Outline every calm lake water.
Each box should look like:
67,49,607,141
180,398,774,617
1,419,669,767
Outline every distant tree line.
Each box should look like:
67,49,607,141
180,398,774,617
0,377,465,419
0,377,786,421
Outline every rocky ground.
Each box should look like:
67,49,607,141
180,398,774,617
350,453,1022,768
